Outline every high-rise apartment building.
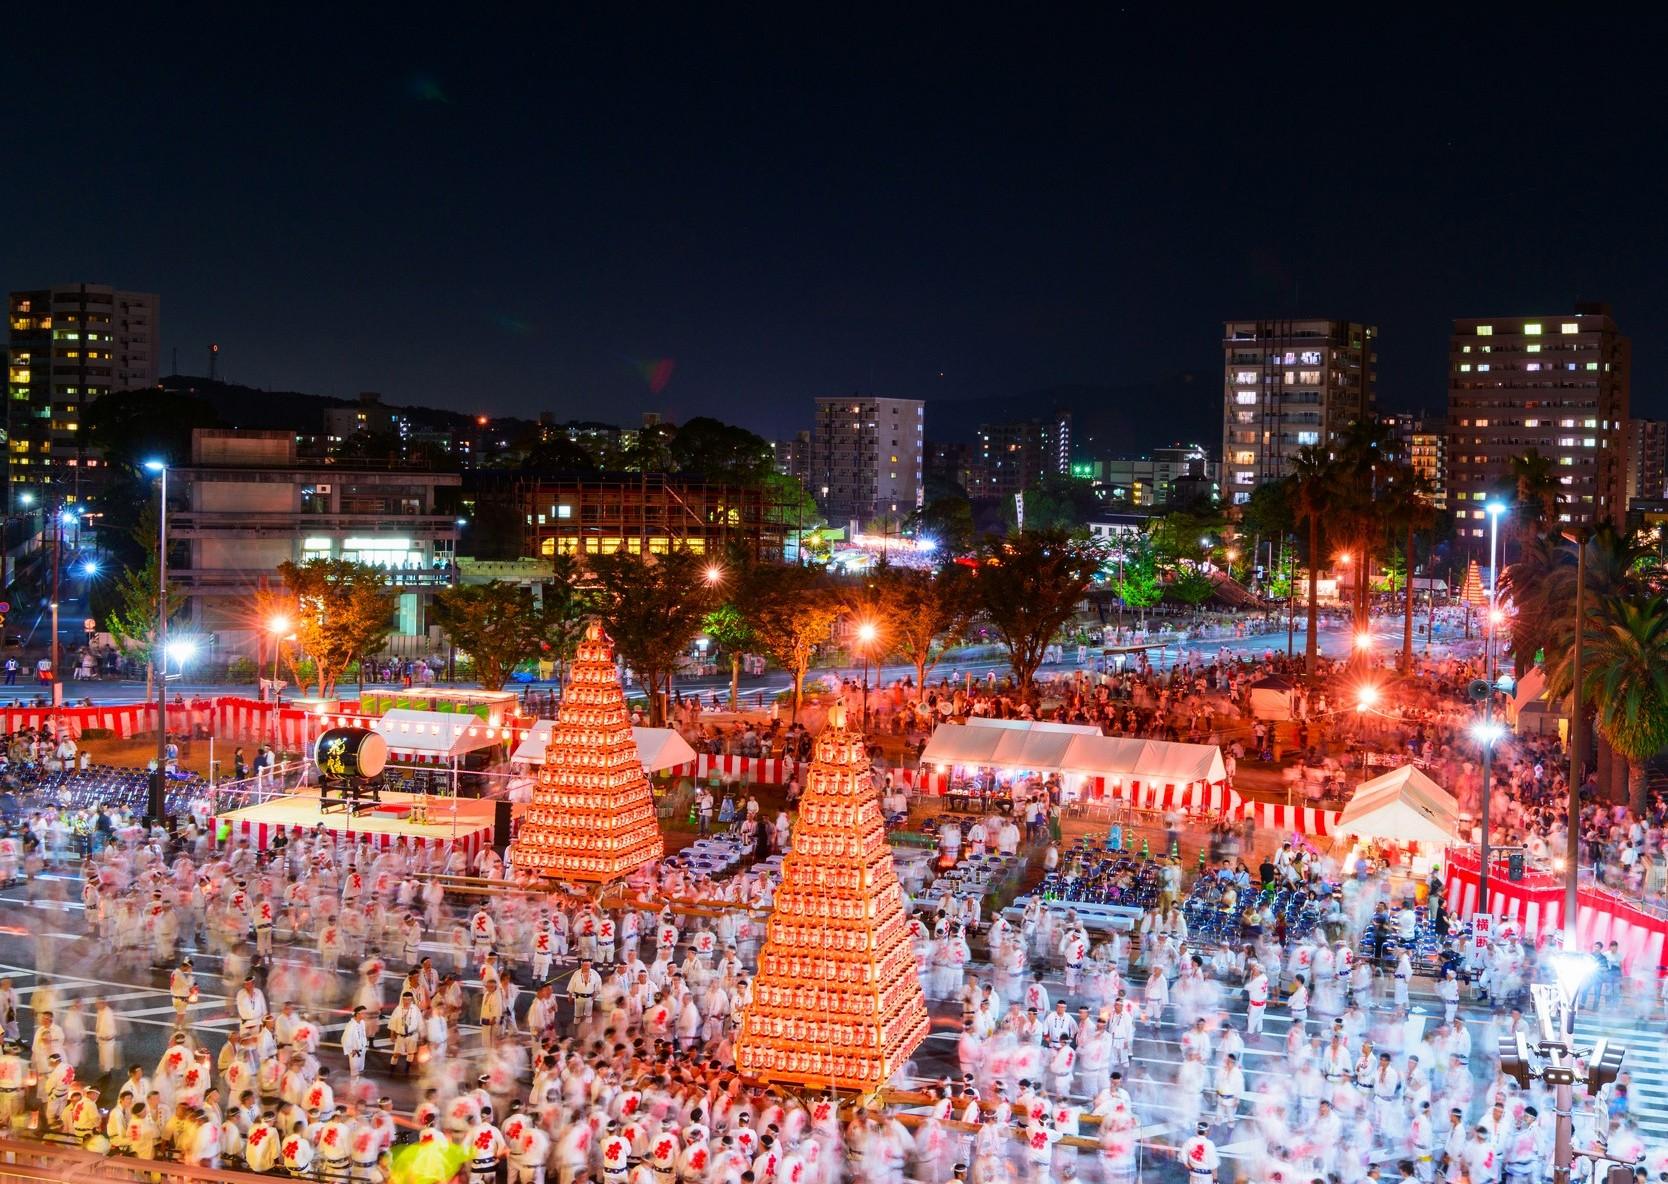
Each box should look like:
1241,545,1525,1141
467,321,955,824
1446,303,1630,534
1626,418,1667,506
809,396,924,523
1380,410,1448,509
7,283,159,508
1221,319,1377,505
972,410,1072,499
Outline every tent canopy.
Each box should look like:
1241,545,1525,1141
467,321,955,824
919,718,1227,785
511,720,697,773
369,709,509,758
1337,764,1460,846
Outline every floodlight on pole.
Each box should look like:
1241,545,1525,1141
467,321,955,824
1471,720,1505,746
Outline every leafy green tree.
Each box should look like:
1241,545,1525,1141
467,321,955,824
745,564,841,722
862,564,974,690
1109,535,1163,622
970,528,1105,696
81,386,222,475
432,581,547,691
1169,564,1215,613
668,417,775,485
588,548,714,724
278,559,397,696
703,602,753,710
540,552,591,684
1509,449,1559,540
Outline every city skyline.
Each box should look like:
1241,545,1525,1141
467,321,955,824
3,12,1663,441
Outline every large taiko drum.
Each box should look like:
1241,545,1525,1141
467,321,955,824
314,728,389,780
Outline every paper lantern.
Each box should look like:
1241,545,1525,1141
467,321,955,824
509,621,663,882
733,704,928,1091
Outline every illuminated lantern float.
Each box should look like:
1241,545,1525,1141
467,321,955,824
734,704,928,1091
510,620,664,882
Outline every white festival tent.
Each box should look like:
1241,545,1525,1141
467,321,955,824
369,708,510,759
1336,764,1460,847
511,719,697,774
918,717,1227,787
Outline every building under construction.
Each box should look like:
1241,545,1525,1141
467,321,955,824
490,471,790,561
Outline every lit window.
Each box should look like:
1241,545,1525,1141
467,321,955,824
1524,419,1539,427
1233,472,1256,485
1524,323,1543,335
1462,345,1472,354
1476,325,1493,336
1472,511,1485,519
1235,392,1258,405
1584,438,1596,447
1475,419,1489,427
1586,362,1599,371
1478,364,1490,372
1560,456,1574,466
556,504,573,519
1459,364,1472,372
1297,431,1320,445
1233,370,1257,384
1526,344,1540,353
1584,419,1597,428
1561,323,1579,334
1527,363,1541,371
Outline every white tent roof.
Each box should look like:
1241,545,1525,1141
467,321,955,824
919,718,1227,785
1337,764,1460,846
369,709,511,758
1511,666,1550,715
511,721,697,773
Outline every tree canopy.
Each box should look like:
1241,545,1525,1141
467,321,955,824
278,559,396,696
587,548,714,724
969,528,1104,695
431,581,547,691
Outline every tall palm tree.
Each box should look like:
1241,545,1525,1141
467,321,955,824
1548,595,1668,814
1508,449,1559,541
1330,419,1396,632
1380,464,1435,673
1286,446,1332,678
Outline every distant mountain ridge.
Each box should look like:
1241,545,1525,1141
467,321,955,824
157,374,498,433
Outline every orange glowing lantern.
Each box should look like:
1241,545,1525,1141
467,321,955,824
509,620,663,882
733,703,929,1090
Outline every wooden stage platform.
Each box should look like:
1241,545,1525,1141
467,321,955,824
217,788,498,859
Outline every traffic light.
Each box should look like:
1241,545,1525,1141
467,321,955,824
1508,853,1525,882
1586,1038,1626,1094
1498,1032,1532,1089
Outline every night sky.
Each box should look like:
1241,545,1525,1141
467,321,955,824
4,11,1662,447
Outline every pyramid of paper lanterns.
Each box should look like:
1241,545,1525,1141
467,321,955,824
510,620,664,882
734,704,928,1090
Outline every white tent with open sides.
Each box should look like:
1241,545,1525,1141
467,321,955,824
919,718,1227,786
1336,764,1460,847
511,720,697,774
369,709,511,759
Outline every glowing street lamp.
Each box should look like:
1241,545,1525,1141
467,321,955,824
1355,684,1380,712
143,459,169,826
856,620,879,732
704,565,723,586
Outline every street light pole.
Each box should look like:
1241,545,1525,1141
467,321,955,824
145,461,169,827
1477,500,1507,913
1562,529,1587,946
50,510,61,706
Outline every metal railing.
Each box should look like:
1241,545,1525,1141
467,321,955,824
0,1136,278,1184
